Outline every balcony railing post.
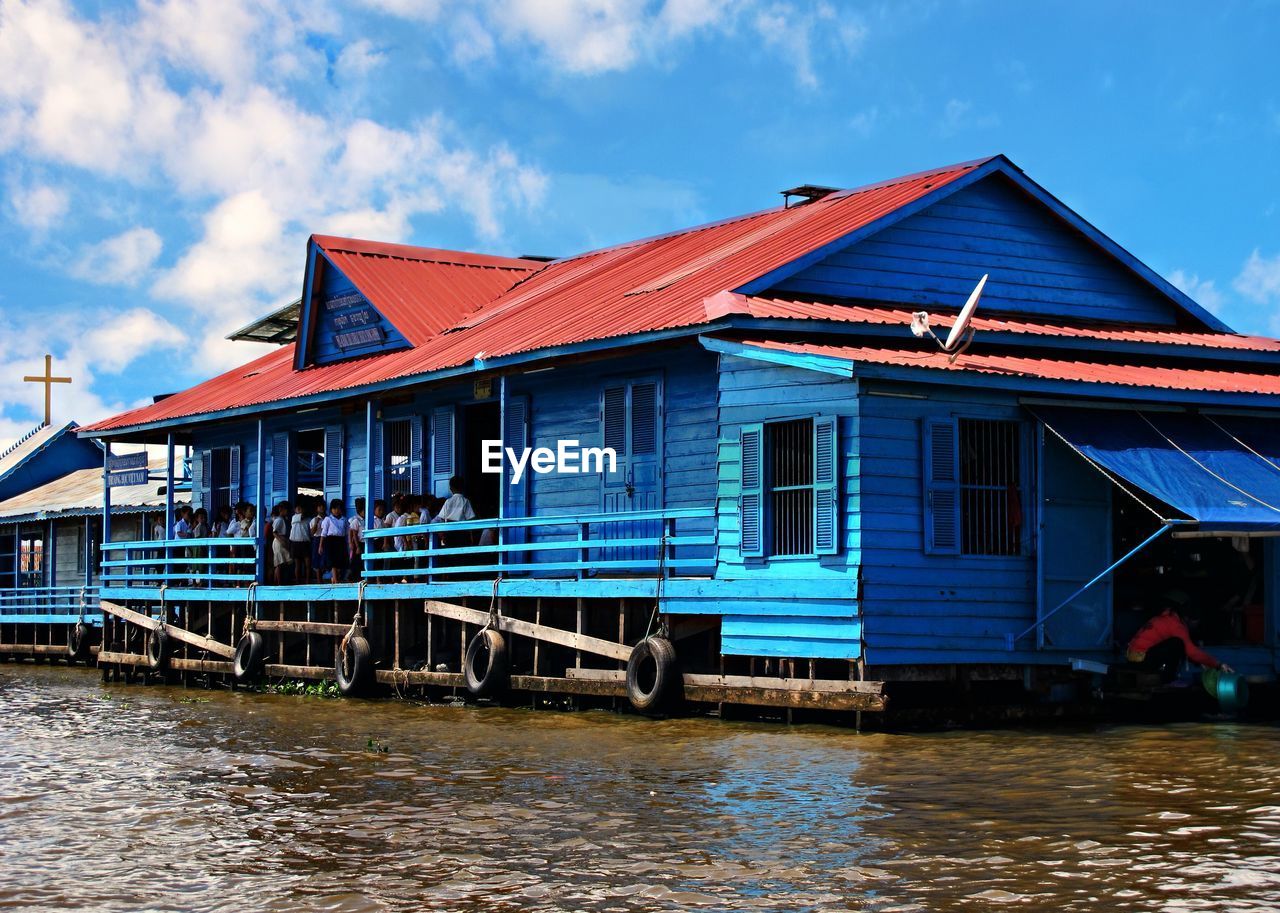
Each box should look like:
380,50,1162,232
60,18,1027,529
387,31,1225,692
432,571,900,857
579,522,589,580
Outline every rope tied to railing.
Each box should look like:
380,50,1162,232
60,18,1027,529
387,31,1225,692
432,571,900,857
643,531,670,641
78,586,87,623
481,576,503,633
340,581,369,664
241,582,258,635
155,584,168,631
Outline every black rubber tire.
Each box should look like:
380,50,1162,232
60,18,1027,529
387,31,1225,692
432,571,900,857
67,622,92,663
233,632,266,683
336,634,373,697
463,628,510,697
626,636,679,714
147,626,169,671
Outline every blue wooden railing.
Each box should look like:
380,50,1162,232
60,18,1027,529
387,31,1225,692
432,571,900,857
100,538,258,588
0,586,101,624
363,507,716,582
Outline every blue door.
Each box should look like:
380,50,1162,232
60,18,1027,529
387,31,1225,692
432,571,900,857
600,377,662,567
1038,428,1112,650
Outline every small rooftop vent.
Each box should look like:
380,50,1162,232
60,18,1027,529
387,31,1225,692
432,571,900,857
781,184,840,208
518,254,559,263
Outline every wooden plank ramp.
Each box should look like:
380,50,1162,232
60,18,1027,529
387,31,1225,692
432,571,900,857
424,599,632,661
100,600,236,659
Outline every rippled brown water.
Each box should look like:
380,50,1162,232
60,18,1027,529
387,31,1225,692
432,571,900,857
1,666,1279,912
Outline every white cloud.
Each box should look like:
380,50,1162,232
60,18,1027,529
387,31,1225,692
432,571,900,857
72,227,163,285
7,179,69,230
335,38,386,79
0,307,185,434
752,2,865,90
83,307,187,372
940,97,1000,136
1234,250,1280,304
355,0,856,85
1168,268,1226,315
0,0,550,428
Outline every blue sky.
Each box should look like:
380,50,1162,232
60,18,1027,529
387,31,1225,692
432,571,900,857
1,0,1278,445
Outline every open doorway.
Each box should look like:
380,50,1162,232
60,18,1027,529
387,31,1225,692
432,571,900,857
461,401,501,521
1111,500,1268,652
295,429,326,501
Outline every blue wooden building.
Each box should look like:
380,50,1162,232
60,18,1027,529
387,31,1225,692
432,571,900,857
79,156,1280,714
0,422,180,660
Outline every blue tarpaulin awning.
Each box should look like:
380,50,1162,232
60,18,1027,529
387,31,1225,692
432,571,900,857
1032,406,1280,532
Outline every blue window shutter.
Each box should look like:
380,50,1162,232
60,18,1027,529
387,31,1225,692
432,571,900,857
270,432,290,502
228,445,242,507
430,406,455,497
602,386,626,454
504,395,530,518
324,425,344,504
739,423,764,558
923,418,960,555
370,422,384,502
408,415,424,494
630,382,657,455
813,415,839,555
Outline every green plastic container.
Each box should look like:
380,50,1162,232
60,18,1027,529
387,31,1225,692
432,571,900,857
1202,669,1250,712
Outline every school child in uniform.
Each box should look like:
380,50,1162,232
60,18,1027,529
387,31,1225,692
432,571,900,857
271,502,293,585
318,499,350,585
289,502,312,584
349,498,366,581
310,500,327,583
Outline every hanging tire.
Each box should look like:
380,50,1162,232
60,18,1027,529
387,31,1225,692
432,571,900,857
626,636,679,714
147,626,169,671
233,631,266,683
336,633,373,697
463,628,510,697
67,622,92,664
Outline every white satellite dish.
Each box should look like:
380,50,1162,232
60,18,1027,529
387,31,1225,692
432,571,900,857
944,273,987,351
909,273,989,362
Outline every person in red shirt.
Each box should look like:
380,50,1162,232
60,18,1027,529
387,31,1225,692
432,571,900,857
1126,590,1233,680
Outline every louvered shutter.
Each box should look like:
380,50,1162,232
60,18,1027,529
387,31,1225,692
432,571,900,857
369,422,384,502
324,425,344,505
923,418,961,555
408,416,424,494
503,395,530,518
630,382,657,455
739,424,764,558
228,445,242,508
270,432,290,502
430,406,455,498
813,416,839,555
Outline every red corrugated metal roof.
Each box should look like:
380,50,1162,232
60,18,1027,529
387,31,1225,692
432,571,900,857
737,339,1280,395
87,159,990,432
315,236,535,345
733,295,1280,352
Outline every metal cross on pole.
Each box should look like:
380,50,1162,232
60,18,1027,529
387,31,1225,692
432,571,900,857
23,354,72,427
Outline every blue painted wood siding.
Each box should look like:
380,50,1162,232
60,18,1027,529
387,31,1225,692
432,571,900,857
771,173,1184,327
714,354,861,660
515,346,718,567
857,383,1041,665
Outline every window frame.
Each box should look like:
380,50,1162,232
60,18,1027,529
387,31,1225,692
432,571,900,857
740,413,839,561
923,413,1034,560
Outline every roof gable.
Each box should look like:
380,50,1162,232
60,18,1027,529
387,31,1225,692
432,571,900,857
0,422,100,502
295,236,537,369
297,243,412,367
741,157,1230,333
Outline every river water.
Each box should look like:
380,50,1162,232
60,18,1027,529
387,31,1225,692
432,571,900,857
1,666,1278,912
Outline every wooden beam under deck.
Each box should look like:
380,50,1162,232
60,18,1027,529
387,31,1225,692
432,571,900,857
424,599,633,662
565,668,887,712
100,600,236,659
